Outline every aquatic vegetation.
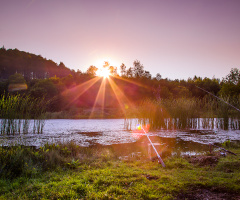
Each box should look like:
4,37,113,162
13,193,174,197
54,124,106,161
0,94,47,135
135,97,240,130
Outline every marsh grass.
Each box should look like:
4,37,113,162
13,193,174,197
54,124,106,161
0,94,47,135
0,141,239,199
135,97,240,130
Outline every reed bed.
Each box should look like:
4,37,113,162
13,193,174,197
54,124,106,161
0,94,47,135
135,97,240,130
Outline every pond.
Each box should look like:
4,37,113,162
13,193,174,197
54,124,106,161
1,118,240,151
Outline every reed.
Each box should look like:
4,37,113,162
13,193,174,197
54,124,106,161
0,94,47,135
136,96,240,130
137,98,200,129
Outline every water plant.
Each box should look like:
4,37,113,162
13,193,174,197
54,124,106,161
0,94,47,135
134,96,240,130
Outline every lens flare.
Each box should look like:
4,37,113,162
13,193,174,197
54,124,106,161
132,124,150,139
8,83,28,92
131,124,165,167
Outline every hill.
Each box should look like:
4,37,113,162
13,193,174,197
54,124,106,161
0,47,72,80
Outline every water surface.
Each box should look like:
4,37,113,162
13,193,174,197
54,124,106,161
1,118,240,148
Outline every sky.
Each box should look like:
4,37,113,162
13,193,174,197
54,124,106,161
1,0,240,80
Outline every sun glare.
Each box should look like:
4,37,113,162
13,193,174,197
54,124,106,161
96,67,110,78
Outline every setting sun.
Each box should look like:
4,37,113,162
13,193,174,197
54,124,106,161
96,67,111,78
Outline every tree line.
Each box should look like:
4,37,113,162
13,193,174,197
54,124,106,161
0,46,240,113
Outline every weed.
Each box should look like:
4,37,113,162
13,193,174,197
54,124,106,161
133,97,240,130
0,94,47,135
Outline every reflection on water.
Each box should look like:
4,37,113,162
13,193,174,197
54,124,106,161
0,118,240,148
136,117,240,130
110,136,209,159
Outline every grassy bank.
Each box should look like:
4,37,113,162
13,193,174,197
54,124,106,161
0,142,240,199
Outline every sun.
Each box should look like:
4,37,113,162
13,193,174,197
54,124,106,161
96,67,111,78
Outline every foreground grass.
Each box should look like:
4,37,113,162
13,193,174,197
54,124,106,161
0,143,240,199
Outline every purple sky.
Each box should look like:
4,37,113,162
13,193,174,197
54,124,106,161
1,0,240,80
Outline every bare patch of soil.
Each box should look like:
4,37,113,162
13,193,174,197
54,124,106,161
185,155,219,166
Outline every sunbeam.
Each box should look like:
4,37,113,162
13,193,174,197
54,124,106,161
113,75,150,90
89,77,106,118
59,71,152,118
108,77,137,118
61,76,101,109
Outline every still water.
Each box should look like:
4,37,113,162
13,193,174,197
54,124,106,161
0,118,240,148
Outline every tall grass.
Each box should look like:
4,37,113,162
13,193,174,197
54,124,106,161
0,141,118,179
0,94,47,135
137,98,200,130
136,96,240,130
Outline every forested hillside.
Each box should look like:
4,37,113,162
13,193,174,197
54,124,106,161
0,47,72,80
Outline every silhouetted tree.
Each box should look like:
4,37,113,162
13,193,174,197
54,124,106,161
103,61,110,68
109,66,118,76
155,73,162,81
133,60,144,78
142,70,151,79
1,45,6,51
86,65,98,76
126,67,133,78
223,68,240,85
120,63,127,77
219,68,240,98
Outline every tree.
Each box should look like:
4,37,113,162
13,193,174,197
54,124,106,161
143,70,151,79
29,79,58,99
120,63,127,77
109,66,118,76
86,65,98,76
219,68,240,98
1,45,6,51
155,73,162,81
62,74,75,88
223,68,240,85
133,60,144,78
59,62,66,68
160,86,173,99
77,69,82,74
8,73,26,84
126,67,133,78
219,82,239,98
103,61,110,68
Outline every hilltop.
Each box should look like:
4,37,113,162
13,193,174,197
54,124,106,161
0,47,72,80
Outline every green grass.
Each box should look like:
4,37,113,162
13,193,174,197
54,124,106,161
0,142,240,199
